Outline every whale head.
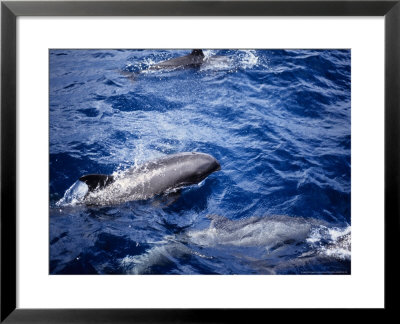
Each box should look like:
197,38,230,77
182,152,221,184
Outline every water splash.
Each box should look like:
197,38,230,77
238,50,259,69
307,225,351,260
56,180,88,206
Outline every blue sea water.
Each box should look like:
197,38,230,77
49,49,351,275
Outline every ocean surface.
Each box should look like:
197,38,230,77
49,49,351,275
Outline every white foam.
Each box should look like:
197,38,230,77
307,225,351,260
239,50,259,69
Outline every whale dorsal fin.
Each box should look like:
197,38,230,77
79,174,114,192
190,49,204,57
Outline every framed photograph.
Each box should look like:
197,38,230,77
1,0,398,321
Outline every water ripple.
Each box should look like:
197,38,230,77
50,49,351,274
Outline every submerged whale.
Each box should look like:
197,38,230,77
57,152,221,206
120,214,351,274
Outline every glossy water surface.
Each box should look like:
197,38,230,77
50,49,351,274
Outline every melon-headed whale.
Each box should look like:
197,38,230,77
57,152,221,206
148,49,205,70
120,214,351,274
121,50,232,81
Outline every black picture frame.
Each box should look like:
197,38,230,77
1,0,398,322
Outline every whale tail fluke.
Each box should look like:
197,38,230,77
79,174,114,192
